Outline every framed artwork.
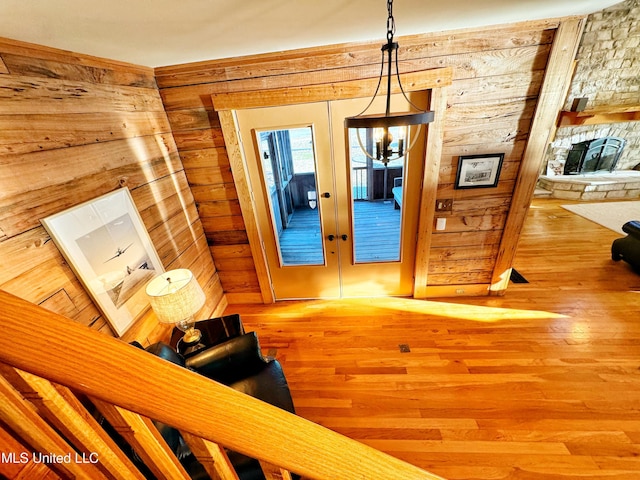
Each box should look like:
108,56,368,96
454,153,504,189
42,188,164,336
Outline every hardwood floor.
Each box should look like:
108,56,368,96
225,198,640,480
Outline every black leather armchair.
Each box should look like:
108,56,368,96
142,319,296,480
612,220,640,273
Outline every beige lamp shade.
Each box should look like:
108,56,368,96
145,269,205,324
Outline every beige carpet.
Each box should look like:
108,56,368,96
562,201,640,234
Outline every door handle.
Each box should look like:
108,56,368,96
327,234,336,241
322,192,331,198
341,234,348,241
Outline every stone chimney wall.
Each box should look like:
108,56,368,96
545,0,640,175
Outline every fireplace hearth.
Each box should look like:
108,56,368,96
563,137,626,175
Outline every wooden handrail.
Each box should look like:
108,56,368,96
0,290,444,480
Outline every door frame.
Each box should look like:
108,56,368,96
213,68,452,303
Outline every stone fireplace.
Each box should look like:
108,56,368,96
563,136,626,175
534,0,640,200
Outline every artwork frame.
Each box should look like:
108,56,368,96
454,153,504,189
41,188,164,336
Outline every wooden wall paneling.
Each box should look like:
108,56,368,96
218,110,274,303
0,75,163,115
0,227,57,285
38,287,104,329
211,69,452,110
151,201,203,265
451,196,512,215
159,40,545,112
136,183,200,234
187,165,235,185
0,136,177,201
443,115,533,147
430,229,503,248
445,98,538,127
154,20,558,88
0,137,184,239
132,173,193,226
200,214,246,233
216,270,261,295
0,111,172,155
443,139,528,157
197,199,243,217
200,271,228,319
0,37,225,340
207,230,249,246
190,183,238,203
490,17,587,294
0,52,156,88
209,244,259,305
159,87,257,305
0,36,155,78
156,19,569,301
414,86,448,298
450,70,545,105
172,127,226,151
201,40,531,101
426,39,552,290
0,228,108,329
430,244,500,262
2,257,81,304
166,107,220,131
180,146,229,171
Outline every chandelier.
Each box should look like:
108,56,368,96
344,0,434,165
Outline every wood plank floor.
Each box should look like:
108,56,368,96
225,198,640,480
279,200,401,264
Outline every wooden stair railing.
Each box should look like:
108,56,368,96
0,290,445,480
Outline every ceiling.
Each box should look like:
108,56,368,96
0,0,622,68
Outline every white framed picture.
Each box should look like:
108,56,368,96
41,188,164,336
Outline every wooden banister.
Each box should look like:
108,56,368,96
0,290,444,480
1,365,145,479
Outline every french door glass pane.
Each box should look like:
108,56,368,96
257,127,324,266
348,127,404,263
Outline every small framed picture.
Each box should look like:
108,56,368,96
454,153,504,189
41,188,164,336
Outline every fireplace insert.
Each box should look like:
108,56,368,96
563,137,625,175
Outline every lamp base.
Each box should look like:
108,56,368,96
182,327,202,345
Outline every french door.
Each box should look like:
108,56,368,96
236,94,426,300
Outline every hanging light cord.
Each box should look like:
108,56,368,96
351,0,425,120
347,0,432,164
386,0,396,41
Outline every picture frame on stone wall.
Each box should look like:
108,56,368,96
455,153,504,189
41,188,164,337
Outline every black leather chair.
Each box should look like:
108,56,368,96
142,320,297,480
612,220,640,273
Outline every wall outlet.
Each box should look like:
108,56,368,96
436,198,453,212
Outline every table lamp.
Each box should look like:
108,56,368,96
146,269,206,345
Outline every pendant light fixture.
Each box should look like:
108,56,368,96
345,0,434,165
